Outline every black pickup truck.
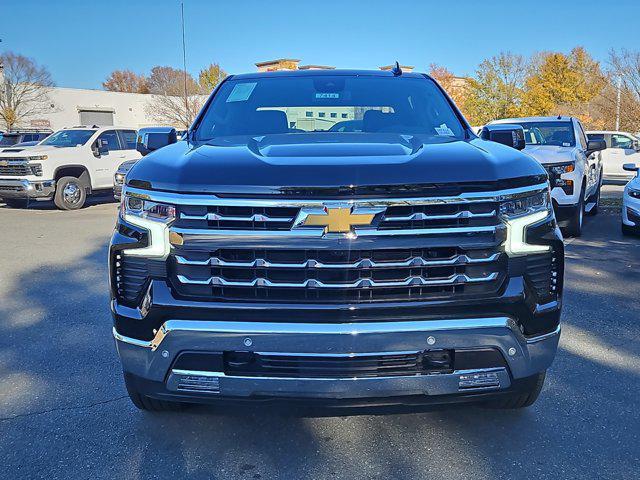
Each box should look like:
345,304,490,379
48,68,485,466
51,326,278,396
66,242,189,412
110,69,563,412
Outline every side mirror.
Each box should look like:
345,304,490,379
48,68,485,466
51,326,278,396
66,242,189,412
623,163,639,173
479,124,526,150
633,139,640,152
136,127,177,156
586,139,606,157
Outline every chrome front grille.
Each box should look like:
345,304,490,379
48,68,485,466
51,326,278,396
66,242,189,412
174,201,500,231
121,183,550,306
0,162,41,176
176,205,298,230
170,247,506,303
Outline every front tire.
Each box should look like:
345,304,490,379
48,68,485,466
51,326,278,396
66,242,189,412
485,371,546,409
54,176,87,210
563,186,585,237
125,383,186,412
622,223,637,236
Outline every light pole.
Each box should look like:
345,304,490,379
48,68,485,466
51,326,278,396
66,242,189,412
615,75,622,131
181,3,189,129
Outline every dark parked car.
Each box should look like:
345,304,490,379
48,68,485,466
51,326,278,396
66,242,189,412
111,69,563,413
0,129,52,147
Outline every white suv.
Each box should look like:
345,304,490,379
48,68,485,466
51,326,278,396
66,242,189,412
489,116,605,237
0,126,140,210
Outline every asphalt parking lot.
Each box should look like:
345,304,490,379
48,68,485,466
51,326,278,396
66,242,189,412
0,195,639,480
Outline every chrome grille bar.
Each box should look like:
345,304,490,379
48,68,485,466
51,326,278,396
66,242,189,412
175,272,499,288
383,210,496,222
174,252,501,269
124,183,548,207
179,212,294,222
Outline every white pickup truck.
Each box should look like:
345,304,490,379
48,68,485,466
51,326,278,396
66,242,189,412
586,131,640,184
0,126,140,209
489,116,606,237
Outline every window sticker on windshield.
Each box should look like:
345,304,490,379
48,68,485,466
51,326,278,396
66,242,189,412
562,142,571,147
315,93,340,99
226,82,257,102
435,123,454,136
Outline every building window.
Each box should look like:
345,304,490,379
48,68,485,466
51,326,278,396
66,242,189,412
330,112,337,118
305,111,313,117
341,113,348,118
319,112,325,118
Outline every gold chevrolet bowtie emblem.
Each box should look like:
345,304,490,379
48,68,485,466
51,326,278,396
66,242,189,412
299,207,377,234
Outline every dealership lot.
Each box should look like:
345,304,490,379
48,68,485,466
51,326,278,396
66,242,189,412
0,198,638,480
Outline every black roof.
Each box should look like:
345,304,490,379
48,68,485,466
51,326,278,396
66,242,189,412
231,69,426,81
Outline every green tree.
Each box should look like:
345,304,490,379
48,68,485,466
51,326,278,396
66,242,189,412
199,63,228,93
464,52,529,125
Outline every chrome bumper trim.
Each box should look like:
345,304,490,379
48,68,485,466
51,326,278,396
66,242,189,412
114,316,516,352
526,324,561,344
0,178,55,198
113,317,561,390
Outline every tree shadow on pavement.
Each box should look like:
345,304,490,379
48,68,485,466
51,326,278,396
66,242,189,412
0,212,639,479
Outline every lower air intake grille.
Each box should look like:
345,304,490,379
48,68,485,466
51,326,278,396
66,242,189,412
113,254,166,304
525,251,560,302
224,350,454,378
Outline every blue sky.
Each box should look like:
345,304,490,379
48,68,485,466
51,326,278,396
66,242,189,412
2,0,639,90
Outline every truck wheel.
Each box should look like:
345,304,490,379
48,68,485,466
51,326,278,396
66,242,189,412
563,186,585,237
3,198,29,209
126,387,186,412
54,176,87,210
622,223,637,236
587,170,603,216
484,371,546,409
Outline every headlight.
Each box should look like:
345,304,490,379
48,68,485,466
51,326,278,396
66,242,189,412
548,163,574,175
545,162,575,194
114,172,126,185
500,190,550,219
122,193,176,224
28,155,48,161
628,188,640,199
501,189,553,256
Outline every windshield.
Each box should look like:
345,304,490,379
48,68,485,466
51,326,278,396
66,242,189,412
195,75,465,143
0,134,19,146
513,121,575,147
41,129,95,147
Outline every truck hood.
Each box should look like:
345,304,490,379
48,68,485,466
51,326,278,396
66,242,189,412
127,133,547,195
0,145,71,156
522,145,575,165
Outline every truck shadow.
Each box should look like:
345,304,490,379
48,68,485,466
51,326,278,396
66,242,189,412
0,193,118,211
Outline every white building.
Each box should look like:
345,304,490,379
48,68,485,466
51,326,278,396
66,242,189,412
25,87,171,131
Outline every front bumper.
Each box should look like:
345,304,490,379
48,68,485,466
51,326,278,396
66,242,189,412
114,317,559,404
0,178,55,199
622,190,640,228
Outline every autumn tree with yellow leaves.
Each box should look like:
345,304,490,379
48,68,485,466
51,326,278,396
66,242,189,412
460,47,608,128
461,52,530,125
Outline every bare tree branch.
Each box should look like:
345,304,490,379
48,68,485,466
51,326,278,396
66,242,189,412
0,51,54,130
